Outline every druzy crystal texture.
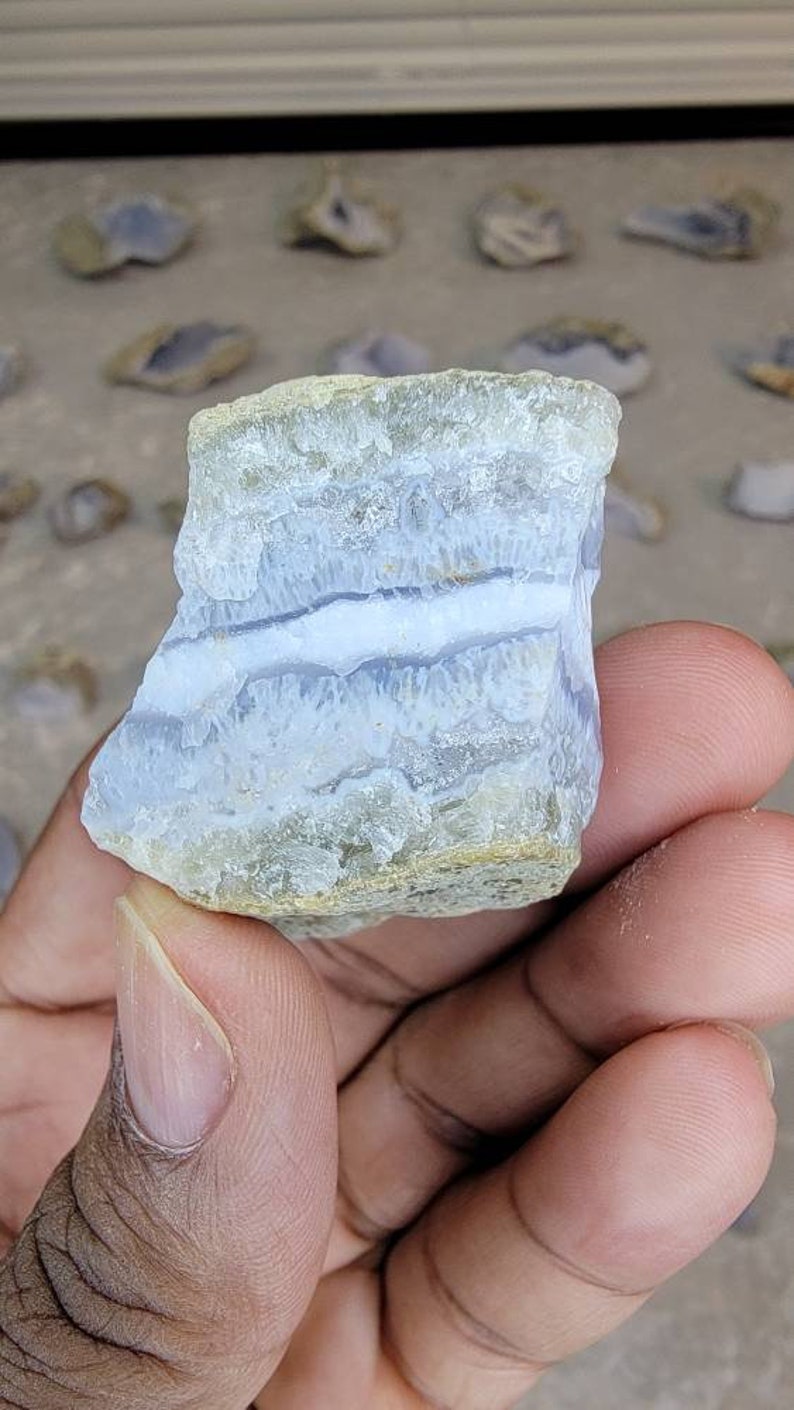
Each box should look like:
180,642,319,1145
82,371,619,938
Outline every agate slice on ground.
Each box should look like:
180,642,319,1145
104,321,255,395
724,335,794,400
83,370,619,939
12,648,98,721
322,332,431,377
280,165,400,257
605,468,667,542
49,479,131,543
499,318,651,397
724,460,794,522
474,185,576,267
54,195,196,277
622,189,779,260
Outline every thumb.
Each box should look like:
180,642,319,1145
0,878,337,1410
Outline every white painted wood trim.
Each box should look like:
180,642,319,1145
2,6,793,119
6,0,793,24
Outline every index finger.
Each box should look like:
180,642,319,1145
0,750,130,1009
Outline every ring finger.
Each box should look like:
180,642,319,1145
329,807,794,1269
382,1023,776,1410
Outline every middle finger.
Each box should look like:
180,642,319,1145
329,807,794,1269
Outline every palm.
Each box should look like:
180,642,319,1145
1,624,792,1410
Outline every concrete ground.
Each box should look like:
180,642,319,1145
0,139,792,1407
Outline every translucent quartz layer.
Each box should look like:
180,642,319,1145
82,370,620,938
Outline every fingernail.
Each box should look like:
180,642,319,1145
711,1022,776,1100
115,891,234,1150
670,1020,775,1099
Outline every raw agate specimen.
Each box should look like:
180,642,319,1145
499,318,651,397
605,468,667,542
105,322,255,395
49,478,131,543
280,165,400,257
724,335,794,400
12,648,98,721
724,460,794,522
82,370,619,939
54,195,196,277
622,189,779,260
323,332,431,377
474,185,576,267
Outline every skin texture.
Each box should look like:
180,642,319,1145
0,621,792,1410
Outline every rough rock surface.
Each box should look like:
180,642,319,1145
82,370,619,938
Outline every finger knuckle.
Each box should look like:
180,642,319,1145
310,938,422,1011
390,1037,484,1158
417,1225,541,1370
0,1153,192,1408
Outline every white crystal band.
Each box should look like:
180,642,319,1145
140,575,572,717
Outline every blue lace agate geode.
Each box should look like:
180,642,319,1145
82,370,620,938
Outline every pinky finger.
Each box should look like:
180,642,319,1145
383,1023,776,1410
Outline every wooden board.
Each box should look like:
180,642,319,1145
2,3,793,119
